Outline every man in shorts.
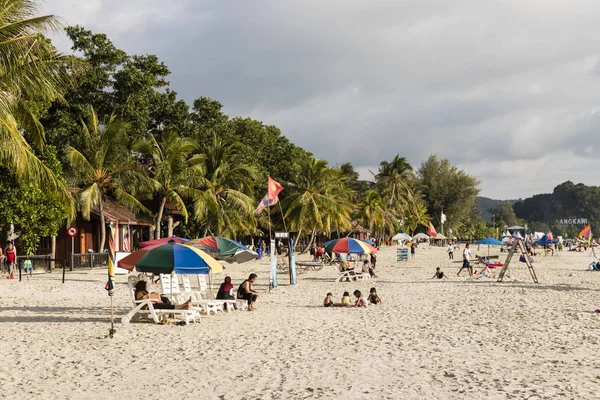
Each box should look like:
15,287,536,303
457,243,473,277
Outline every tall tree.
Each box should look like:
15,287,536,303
66,106,149,250
193,134,257,237
0,0,81,203
284,157,353,247
418,154,480,233
134,131,204,239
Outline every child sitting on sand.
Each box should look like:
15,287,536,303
341,291,352,306
324,292,334,307
431,267,448,279
353,290,368,307
367,287,381,304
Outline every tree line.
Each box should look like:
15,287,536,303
1,1,482,254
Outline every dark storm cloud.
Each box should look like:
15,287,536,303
43,0,600,198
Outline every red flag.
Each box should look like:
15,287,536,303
267,177,283,201
428,221,437,238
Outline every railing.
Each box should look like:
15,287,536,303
16,254,52,273
71,253,108,270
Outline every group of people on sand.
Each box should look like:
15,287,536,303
323,287,382,307
133,273,261,312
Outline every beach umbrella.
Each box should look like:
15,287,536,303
118,242,223,274
323,237,378,255
185,236,258,263
138,236,189,248
474,237,503,256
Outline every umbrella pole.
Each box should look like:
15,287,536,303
109,297,115,338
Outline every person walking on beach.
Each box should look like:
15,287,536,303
447,242,454,259
457,244,472,277
5,241,16,280
410,242,416,259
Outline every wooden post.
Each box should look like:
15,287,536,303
497,239,538,283
50,235,56,271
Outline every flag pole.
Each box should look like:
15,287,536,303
278,201,287,232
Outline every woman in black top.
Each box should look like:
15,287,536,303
237,273,259,311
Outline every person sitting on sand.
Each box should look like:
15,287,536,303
367,287,381,304
324,292,334,307
134,280,192,310
432,267,448,279
217,276,237,310
341,291,352,306
353,290,368,307
237,273,260,311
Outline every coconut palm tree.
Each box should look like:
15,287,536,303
358,190,386,234
193,134,257,237
66,106,150,250
0,0,81,202
285,157,353,247
134,131,204,239
374,155,415,209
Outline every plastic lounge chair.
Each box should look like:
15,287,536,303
180,275,242,313
161,274,224,316
334,264,365,283
121,275,199,325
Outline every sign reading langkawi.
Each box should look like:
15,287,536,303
557,218,588,225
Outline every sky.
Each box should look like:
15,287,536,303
41,0,600,199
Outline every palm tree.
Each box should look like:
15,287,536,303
66,106,149,250
193,134,257,237
374,155,414,209
134,131,204,239
285,157,353,247
0,0,81,202
358,190,386,234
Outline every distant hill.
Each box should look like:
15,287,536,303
477,197,518,221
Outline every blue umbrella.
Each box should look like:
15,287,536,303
474,238,503,245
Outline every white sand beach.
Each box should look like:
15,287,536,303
1,245,600,399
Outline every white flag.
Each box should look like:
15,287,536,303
441,212,447,224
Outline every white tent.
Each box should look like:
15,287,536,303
513,231,524,239
502,230,512,238
392,232,412,241
432,233,446,240
414,233,430,240
507,225,525,230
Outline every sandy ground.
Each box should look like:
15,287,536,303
1,244,600,399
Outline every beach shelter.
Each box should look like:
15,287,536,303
433,232,446,240
535,235,558,245
414,233,430,241
502,230,512,238
185,236,257,263
392,232,412,242
323,237,377,255
512,231,524,239
474,237,503,256
139,236,189,248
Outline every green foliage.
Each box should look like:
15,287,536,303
417,154,480,236
0,146,70,255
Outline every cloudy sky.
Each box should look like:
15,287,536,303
41,0,600,199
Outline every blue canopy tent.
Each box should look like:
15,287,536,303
474,238,503,256
535,235,558,245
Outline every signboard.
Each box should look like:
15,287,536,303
275,231,289,239
557,218,588,225
67,226,79,237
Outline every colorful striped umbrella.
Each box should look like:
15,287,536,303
118,242,222,274
323,238,378,255
185,236,257,263
138,236,189,248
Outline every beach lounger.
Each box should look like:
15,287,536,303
334,264,366,282
180,275,242,313
161,274,224,316
121,275,199,325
